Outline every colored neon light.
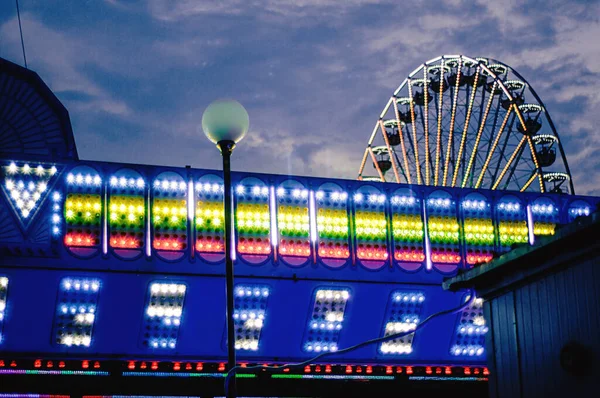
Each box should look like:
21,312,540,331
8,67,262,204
196,198,224,253
64,194,101,247
392,214,424,262
355,209,387,260
109,195,145,249
122,372,255,378
317,207,350,259
278,190,310,257
272,374,395,380
152,198,187,251
236,202,271,255
0,369,108,376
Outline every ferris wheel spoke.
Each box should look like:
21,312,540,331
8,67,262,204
490,110,518,185
520,171,539,192
443,58,463,186
462,81,497,188
407,81,422,184
492,135,526,190
452,67,481,187
475,104,513,188
368,146,386,181
392,99,412,184
379,120,401,183
393,151,409,182
434,60,445,185
501,143,527,190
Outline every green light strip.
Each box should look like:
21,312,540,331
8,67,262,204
271,374,395,380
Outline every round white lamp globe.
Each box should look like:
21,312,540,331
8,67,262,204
201,99,250,145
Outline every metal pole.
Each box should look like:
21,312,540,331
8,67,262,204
219,140,236,398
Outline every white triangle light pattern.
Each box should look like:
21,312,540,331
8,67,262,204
2,161,58,227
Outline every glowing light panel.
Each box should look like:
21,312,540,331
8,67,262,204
0,276,8,343
426,195,461,266
303,288,350,353
53,278,101,347
380,291,425,355
277,187,310,257
196,182,224,254
462,197,494,265
152,178,188,252
233,285,270,351
316,190,350,260
235,184,271,256
141,282,187,349
354,193,388,261
450,295,487,357
391,195,425,264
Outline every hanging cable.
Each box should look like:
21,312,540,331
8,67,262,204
15,0,28,68
224,289,476,396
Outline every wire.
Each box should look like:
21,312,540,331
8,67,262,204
15,0,28,68
224,289,475,396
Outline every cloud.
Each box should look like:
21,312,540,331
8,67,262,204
0,15,131,117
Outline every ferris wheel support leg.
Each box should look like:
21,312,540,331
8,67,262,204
357,147,369,180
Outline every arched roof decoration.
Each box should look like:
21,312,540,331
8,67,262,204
0,57,78,161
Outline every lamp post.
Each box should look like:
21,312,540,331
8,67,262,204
202,100,249,398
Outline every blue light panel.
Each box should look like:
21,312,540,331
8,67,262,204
380,291,425,355
53,277,101,347
0,276,8,343
141,282,187,349
303,288,350,353
233,285,270,351
450,295,487,357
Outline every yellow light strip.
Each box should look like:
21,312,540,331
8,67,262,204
462,80,497,187
368,147,386,181
434,59,445,185
393,99,412,184
491,135,526,190
452,67,480,187
407,81,422,185
520,172,538,192
443,58,463,186
475,104,514,188
423,68,430,185
357,148,369,180
379,120,401,183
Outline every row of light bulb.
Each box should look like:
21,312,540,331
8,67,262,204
150,338,176,349
63,279,100,292
6,163,57,176
451,345,484,356
234,311,265,323
154,179,187,191
146,306,183,318
391,196,417,206
532,204,555,214
60,304,95,315
236,287,270,298
6,180,47,194
235,339,259,351
305,343,338,353
385,321,418,333
67,173,101,186
498,202,521,212
316,191,348,201
394,293,425,303
150,283,186,295
462,200,488,209
61,334,91,347
458,325,489,335
198,183,223,194
380,342,414,354
110,176,145,189
316,290,350,301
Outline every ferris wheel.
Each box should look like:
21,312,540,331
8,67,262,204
358,55,574,194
